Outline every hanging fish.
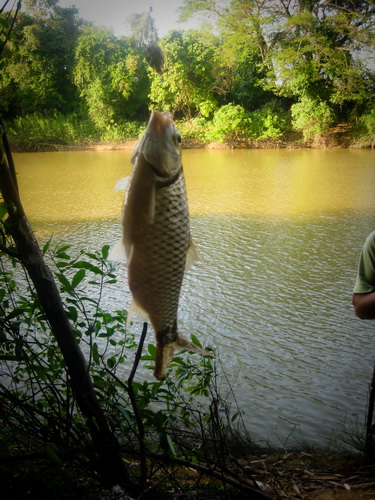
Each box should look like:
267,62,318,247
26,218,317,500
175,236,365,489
144,41,165,73
110,111,210,380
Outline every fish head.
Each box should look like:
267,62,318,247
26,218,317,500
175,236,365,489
142,111,182,179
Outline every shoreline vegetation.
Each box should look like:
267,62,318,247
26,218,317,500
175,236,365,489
7,118,374,154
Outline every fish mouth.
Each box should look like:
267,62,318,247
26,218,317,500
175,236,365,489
148,111,173,137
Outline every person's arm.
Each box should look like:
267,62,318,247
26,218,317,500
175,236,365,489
352,292,375,319
353,231,375,319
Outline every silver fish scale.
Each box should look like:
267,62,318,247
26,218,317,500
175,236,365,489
128,171,190,340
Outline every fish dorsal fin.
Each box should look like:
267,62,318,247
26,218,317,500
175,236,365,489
185,239,202,271
114,176,130,191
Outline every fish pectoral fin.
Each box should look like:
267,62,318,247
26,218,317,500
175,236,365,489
126,299,148,328
185,239,203,271
114,176,130,191
126,244,135,267
108,239,126,262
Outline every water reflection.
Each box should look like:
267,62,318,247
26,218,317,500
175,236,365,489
13,148,375,447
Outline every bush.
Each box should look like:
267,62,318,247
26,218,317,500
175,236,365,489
205,103,251,145
291,96,334,141
248,102,287,140
175,116,209,141
359,107,375,138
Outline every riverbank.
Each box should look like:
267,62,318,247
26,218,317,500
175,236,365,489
1,447,375,499
8,123,374,153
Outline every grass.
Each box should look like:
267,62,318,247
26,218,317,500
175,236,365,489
5,112,144,151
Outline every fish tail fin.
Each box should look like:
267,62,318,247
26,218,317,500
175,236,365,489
154,330,212,381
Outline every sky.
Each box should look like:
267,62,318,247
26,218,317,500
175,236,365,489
58,0,202,37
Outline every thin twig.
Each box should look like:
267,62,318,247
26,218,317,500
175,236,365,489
137,467,179,500
121,448,275,500
127,322,149,482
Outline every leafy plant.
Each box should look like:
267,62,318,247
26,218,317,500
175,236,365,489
0,239,249,484
248,102,287,140
205,103,251,145
5,112,144,149
291,96,334,142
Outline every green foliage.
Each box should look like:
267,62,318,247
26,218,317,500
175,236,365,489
5,112,98,147
149,30,219,119
5,112,144,149
175,116,209,141
205,103,250,145
0,5,82,117
204,102,286,145
247,102,287,140
0,241,246,469
179,0,375,122
291,96,334,141
1,0,374,146
73,26,150,130
352,105,375,147
360,107,375,137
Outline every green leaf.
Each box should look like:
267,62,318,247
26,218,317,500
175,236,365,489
0,17,9,29
67,306,78,322
0,202,8,220
56,273,73,293
165,434,176,457
56,244,71,253
107,356,116,368
0,328,7,341
118,406,133,424
147,343,156,359
231,411,241,422
93,380,107,388
71,269,86,288
92,342,100,364
191,334,202,348
56,252,70,261
72,261,102,275
45,445,61,465
140,355,156,361
42,237,53,254
101,244,110,259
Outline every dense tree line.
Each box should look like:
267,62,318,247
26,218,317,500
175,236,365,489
0,0,374,145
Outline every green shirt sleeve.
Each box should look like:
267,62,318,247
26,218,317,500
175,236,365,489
353,231,375,294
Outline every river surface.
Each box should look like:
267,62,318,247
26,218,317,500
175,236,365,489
14,147,375,448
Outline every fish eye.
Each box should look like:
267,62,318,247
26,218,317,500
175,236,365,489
175,134,182,145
